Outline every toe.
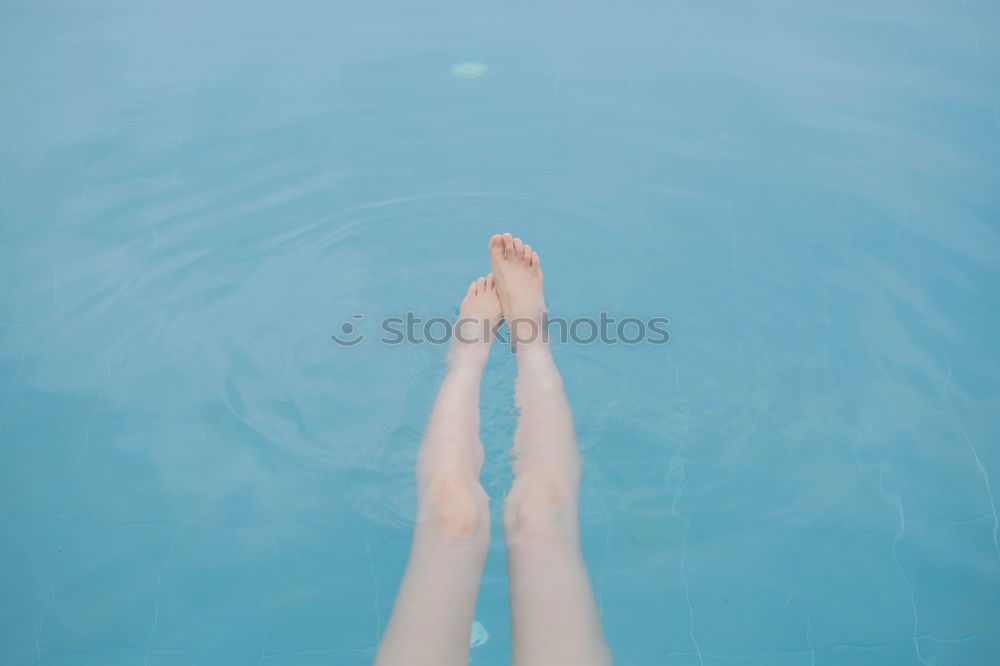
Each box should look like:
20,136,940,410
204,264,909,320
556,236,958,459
467,280,478,297
502,233,514,256
476,276,487,294
486,273,495,290
513,237,524,258
488,234,504,257
530,251,540,267
522,243,532,260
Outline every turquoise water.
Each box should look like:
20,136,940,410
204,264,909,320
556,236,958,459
2,1,999,664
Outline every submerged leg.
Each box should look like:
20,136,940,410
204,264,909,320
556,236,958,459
490,234,612,666
374,276,501,666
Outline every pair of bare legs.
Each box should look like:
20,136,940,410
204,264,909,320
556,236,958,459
374,234,611,666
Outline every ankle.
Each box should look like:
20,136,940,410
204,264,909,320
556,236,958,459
506,313,547,348
512,339,555,370
446,345,490,373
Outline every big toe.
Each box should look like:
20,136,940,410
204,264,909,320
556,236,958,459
488,234,504,259
502,233,514,257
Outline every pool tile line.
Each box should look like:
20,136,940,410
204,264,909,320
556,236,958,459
928,318,1000,558
142,524,184,666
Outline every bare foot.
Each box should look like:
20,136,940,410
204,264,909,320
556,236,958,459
450,275,502,366
488,233,546,349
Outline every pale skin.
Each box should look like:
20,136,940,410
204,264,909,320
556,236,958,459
374,234,611,666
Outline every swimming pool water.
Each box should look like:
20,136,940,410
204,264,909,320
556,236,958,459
1,1,999,664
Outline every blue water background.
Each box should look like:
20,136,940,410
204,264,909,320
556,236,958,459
2,1,999,664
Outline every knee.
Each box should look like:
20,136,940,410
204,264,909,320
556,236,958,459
422,476,489,539
503,474,577,538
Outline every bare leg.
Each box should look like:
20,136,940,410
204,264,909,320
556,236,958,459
490,234,612,666
374,276,501,666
